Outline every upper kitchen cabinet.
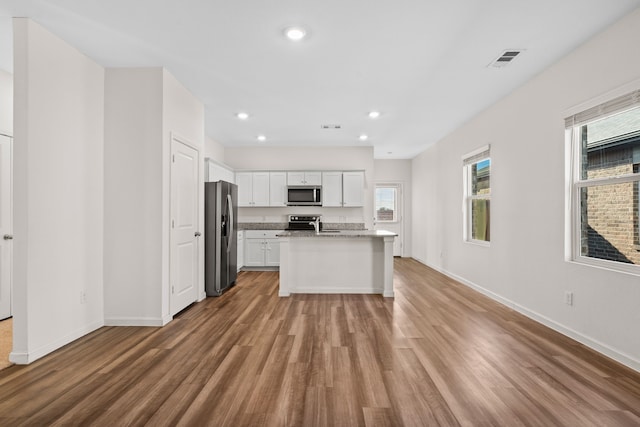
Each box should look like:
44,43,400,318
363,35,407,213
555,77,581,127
287,171,322,186
269,172,287,207
236,172,270,207
342,171,365,207
205,158,234,183
322,171,343,207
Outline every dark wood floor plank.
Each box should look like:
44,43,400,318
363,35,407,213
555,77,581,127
0,258,638,426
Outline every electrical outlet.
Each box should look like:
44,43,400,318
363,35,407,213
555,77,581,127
564,291,573,306
80,290,86,304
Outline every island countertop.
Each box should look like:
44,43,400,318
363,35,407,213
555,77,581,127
276,230,397,238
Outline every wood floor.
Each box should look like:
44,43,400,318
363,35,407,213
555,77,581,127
0,259,639,426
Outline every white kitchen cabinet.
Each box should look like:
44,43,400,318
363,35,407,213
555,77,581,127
322,171,343,207
237,230,244,271
244,230,283,267
206,159,235,183
342,171,365,207
264,238,281,266
287,171,322,186
236,172,270,207
269,172,288,207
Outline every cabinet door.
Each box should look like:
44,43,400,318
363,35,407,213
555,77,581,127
245,239,265,266
252,172,271,206
264,238,280,266
304,172,322,186
208,161,235,183
322,172,343,207
236,172,253,207
237,231,244,270
269,172,287,207
342,171,365,207
287,171,305,185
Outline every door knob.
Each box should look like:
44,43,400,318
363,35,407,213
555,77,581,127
194,231,201,237
3,234,13,240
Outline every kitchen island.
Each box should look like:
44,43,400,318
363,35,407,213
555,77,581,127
277,230,397,297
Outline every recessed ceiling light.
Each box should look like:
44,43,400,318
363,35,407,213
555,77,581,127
359,134,368,141
236,112,249,120
284,26,307,41
368,111,381,119
257,135,266,142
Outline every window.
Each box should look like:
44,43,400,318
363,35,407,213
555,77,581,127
463,146,491,244
566,89,640,272
375,186,398,222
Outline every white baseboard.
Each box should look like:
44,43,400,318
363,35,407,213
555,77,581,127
289,287,385,295
104,316,171,327
9,320,104,365
418,259,640,373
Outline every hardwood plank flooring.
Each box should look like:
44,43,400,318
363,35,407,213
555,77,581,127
0,259,639,426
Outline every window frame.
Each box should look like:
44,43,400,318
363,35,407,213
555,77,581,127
566,95,640,275
463,145,491,246
374,185,399,223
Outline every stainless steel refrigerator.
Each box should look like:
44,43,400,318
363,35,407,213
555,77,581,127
205,180,238,296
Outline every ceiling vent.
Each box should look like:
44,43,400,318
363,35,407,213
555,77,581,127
321,124,342,129
488,50,523,68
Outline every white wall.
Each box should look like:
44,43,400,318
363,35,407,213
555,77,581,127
374,159,412,257
12,18,104,363
104,68,164,325
0,69,12,136
224,146,375,227
411,9,640,371
104,68,205,325
205,135,225,163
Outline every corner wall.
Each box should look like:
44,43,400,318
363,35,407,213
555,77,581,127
12,18,104,363
411,9,640,370
103,68,164,325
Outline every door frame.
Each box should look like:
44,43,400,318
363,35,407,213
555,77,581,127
169,133,202,316
0,133,12,320
373,181,404,257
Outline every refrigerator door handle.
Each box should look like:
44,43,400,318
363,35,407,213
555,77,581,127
226,193,234,253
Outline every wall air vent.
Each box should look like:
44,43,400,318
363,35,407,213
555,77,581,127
488,50,523,68
321,124,342,129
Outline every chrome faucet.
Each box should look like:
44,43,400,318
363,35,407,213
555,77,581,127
309,217,321,233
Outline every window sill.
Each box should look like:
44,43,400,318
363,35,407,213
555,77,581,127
570,256,640,277
465,239,490,248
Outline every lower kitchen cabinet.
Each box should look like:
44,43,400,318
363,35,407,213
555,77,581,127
244,230,282,267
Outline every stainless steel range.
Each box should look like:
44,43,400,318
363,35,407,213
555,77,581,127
286,215,322,231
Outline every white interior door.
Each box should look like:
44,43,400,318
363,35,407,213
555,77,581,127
373,183,403,257
170,138,199,316
0,135,12,320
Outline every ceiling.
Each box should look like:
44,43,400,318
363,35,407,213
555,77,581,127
1,1,639,159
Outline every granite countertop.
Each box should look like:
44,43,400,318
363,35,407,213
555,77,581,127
238,222,288,230
238,222,366,231
276,230,397,238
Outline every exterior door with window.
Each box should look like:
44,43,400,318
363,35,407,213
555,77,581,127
373,183,403,256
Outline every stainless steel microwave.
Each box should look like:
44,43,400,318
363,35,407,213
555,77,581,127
287,186,322,206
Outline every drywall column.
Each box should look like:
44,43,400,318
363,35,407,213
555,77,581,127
12,18,105,364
